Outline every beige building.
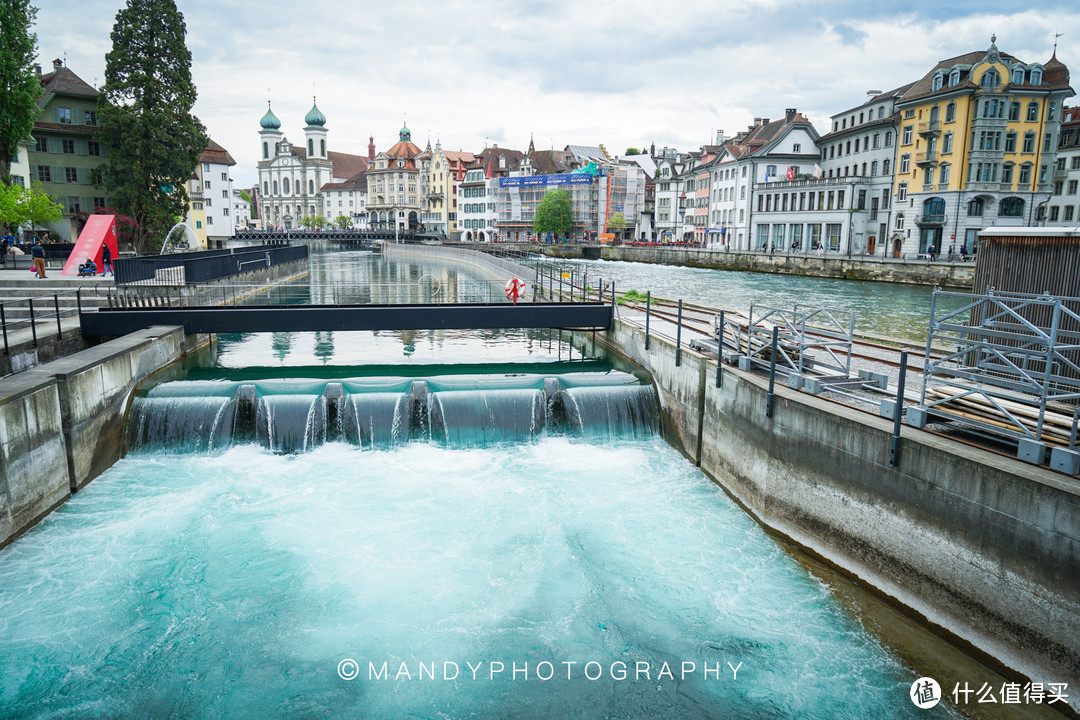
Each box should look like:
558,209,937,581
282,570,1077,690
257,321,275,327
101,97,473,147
366,124,423,232
419,141,475,237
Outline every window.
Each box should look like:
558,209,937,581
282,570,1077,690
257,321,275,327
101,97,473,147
308,139,314,155
793,143,801,153
273,181,278,194
65,167,78,183
309,179,315,194
766,165,777,178
206,216,213,225
1005,132,1017,153
905,109,915,119
871,161,878,175
897,182,907,202
263,181,268,194
320,139,326,156
1044,133,1053,152
854,139,860,153
205,198,212,207
885,131,893,148
945,102,956,123
1022,132,1035,153
949,69,960,86
943,133,953,154
84,110,97,126
204,180,212,190
1050,206,1060,221
826,223,842,251
1030,68,1042,85
883,159,891,175
66,196,80,214
999,197,1024,217
882,188,891,210
968,197,984,216
57,107,72,124
1002,163,1014,184
932,74,944,91
283,178,290,194
895,213,905,230
61,138,75,154
1012,68,1025,85
1064,206,1075,221
1070,180,1079,195
222,190,228,199
263,142,269,159
34,136,47,152
902,125,913,145
1009,102,1020,121
939,164,950,185
88,141,100,156
1019,164,1032,185
899,154,910,174
1027,102,1039,122
980,69,1000,88
857,190,866,210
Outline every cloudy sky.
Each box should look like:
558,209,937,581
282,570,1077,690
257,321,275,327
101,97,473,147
35,0,1080,187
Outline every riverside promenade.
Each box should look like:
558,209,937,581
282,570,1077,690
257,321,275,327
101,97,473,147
463,242,976,290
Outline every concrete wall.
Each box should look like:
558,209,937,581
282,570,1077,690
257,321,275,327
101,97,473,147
481,243,975,290
0,326,204,548
386,244,537,285
587,315,1080,701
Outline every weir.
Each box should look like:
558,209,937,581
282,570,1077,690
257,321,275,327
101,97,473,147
125,372,659,454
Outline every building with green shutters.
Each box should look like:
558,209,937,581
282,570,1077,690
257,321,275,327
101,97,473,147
26,58,111,241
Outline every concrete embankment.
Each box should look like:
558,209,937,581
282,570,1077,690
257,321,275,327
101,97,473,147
385,243,537,286
0,326,206,549
470,242,975,290
584,314,1079,705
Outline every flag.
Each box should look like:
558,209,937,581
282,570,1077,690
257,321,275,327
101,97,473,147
786,166,795,181
813,164,823,179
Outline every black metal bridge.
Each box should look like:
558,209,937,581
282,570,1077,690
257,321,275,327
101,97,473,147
79,301,613,336
235,229,443,245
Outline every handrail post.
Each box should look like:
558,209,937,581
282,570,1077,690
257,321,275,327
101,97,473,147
766,326,778,418
644,290,651,350
54,294,62,337
1,304,8,356
675,299,683,366
716,310,725,388
29,298,37,348
889,351,909,467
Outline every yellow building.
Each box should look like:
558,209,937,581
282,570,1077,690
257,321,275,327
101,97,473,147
891,37,1072,255
419,140,475,237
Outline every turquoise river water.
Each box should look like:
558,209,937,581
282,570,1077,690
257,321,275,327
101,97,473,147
0,249,1023,719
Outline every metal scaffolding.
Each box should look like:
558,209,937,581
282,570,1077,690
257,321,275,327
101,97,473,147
742,303,855,383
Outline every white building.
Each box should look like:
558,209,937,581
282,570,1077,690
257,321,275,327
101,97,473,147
320,170,369,228
256,99,368,229
196,139,236,247
232,190,251,231
1046,104,1080,225
654,156,690,241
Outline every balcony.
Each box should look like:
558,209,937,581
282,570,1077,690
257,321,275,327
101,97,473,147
918,120,940,136
919,213,946,225
915,150,939,167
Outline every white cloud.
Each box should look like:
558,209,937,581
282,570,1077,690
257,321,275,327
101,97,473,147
34,1,1080,187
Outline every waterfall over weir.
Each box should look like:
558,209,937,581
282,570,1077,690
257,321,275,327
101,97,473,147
126,373,658,454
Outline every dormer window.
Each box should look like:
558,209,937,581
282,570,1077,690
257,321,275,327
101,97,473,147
932,73,944,91
1030,68,1042,85
1011,68,1025,85
397,159,404,168
979,69,1000,89
949,69,960,86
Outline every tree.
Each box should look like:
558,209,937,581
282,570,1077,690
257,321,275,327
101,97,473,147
333,215,352,229
95,0,207,252
607,211,627,236
533,188,572,240
0,1,39,184
0,182,61,230
624,148,641,156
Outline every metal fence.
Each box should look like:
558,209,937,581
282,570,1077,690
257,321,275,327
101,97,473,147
113,244,308,285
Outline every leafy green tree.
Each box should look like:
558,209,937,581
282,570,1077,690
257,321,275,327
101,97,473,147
95,0,207,252
607,211,627,235
0,182,61,230
624,148,641,156
313,215,328,229
0,1,39,184
333,214,351,229
533,188,572,240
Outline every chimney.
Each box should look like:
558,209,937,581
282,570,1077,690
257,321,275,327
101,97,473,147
785,108,797,122
753,117,761,126
716,130,725,145
53,58,63,70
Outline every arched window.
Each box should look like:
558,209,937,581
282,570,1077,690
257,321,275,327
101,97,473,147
309,179,314,194
1009,102,1020,121
320,139,326,156
895,213,905,230
1048,102,1057,122
1027,102,1039,121
967,197,984,216
308,139,314,155
871,161,878,175
884,131,893,147
1030,68,1042,85
263,142,268,159
283,177,290,195
263,181,268,195
932,73,943,91
980,69,1000,88
930,105,940,124
949,69,960,86
999,197,1025,217
273,180,279,195
883,159,891,175
923,197,945,218
945,102,955,122
939,163,950,185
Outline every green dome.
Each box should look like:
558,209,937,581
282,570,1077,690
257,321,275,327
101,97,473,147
260,102,281,130
400,124,411,142
305,99,326,127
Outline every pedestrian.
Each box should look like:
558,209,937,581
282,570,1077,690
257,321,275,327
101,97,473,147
959,245,968,261
31,239,46,278
927,244,935,262
102,243,113,275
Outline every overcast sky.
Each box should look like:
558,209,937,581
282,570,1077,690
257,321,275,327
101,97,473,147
35,0,1080,188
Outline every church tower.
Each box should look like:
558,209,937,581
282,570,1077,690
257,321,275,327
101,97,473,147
304,97,328,159
258,100,282,162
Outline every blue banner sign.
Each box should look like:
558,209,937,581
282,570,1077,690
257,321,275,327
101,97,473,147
499,173,596,187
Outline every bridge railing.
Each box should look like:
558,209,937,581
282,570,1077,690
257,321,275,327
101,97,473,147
114,244,308,286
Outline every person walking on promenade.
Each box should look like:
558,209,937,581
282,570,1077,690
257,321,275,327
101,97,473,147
31,239,46,278
102,243,113,275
